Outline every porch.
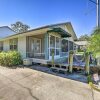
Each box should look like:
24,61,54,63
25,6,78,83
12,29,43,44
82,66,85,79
25,27,72,64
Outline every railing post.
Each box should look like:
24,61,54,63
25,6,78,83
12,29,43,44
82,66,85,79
44,33,49,60
52,49,54,67
85,52,90,75
69,50,74,73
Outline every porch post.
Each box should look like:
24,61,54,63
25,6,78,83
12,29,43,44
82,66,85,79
44,33,49,60
68,40,69,52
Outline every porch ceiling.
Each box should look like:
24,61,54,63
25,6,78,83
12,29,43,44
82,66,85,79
47,28,71,38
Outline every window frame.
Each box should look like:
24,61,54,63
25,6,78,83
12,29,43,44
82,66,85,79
9,38,18,50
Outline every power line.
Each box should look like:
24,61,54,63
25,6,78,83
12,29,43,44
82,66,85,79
89,0,97,4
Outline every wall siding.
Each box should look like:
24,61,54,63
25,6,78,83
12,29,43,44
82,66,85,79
18,36,26,59
44,33,49,60
3,40,9,51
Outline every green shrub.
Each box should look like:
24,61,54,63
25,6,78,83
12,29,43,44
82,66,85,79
0,51,22,67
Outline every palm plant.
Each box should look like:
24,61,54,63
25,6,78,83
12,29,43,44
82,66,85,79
87,27,100,57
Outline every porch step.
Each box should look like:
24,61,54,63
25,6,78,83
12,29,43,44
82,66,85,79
32,58,48,64
50,63,69,74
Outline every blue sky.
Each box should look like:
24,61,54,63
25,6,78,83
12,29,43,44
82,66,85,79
0,0,97,37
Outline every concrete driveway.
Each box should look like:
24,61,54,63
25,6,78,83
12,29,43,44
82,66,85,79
0,66,99,100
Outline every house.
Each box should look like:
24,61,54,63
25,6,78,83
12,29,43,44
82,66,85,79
75,41,88,52
0,22,77,64
0,26,15,38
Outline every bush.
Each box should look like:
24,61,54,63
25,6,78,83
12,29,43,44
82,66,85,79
0,51,22,67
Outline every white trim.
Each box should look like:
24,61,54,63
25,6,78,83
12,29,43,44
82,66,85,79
49,34,61,60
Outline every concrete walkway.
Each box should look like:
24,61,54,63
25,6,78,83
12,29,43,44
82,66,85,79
0,66,99,100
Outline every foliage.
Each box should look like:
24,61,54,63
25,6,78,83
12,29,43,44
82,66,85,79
77,48,84,52
78,34,90,41
87,27,100,56
91,27,100,35
0,51,22,67
87,75,92,83
85,51,90,56
11,21,30,33
69,50,74,54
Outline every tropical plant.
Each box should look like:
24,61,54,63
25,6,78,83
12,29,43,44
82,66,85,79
78,34,90,41
87,27,100,57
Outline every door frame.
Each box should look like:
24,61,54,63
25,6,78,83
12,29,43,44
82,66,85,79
48,34,61,60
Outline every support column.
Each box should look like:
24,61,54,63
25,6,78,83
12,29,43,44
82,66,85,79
68,40,69,64
44,33,49,60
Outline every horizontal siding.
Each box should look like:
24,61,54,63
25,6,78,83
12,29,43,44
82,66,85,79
18,36,26,59
3,40,9,51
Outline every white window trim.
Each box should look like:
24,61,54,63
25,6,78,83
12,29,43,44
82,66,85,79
49,34,61,59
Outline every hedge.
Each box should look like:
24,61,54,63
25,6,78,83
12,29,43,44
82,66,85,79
0,51,22,67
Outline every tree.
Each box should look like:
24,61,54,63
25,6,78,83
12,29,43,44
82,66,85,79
11,21,30,33
87,27,100,56
78,34,90,41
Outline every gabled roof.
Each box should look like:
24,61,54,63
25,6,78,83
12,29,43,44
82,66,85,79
75,41,88,46
0,22,77,40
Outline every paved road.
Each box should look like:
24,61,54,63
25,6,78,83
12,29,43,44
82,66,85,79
0,66,99,100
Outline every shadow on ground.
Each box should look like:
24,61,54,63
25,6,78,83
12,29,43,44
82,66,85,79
23,64,88,83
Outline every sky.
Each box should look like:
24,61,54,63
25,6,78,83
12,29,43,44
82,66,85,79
0,0,97,37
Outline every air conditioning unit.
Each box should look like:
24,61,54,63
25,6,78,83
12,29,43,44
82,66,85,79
23,59,32,66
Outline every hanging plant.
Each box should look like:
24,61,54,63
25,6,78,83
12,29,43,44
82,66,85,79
69,50,74,54
51,49,55,54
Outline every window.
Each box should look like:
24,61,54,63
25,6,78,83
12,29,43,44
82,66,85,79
56,37,60,48
0,41,3,51
9,38,18,50
61,39,68,52
69,41,73,50
50,36,55,48
56,37,60,55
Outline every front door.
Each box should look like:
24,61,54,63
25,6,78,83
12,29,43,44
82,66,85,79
32,38,41,57
49,35,61,60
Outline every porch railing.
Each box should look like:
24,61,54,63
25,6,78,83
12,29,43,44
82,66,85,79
26,52,45,59
60,52,69,57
